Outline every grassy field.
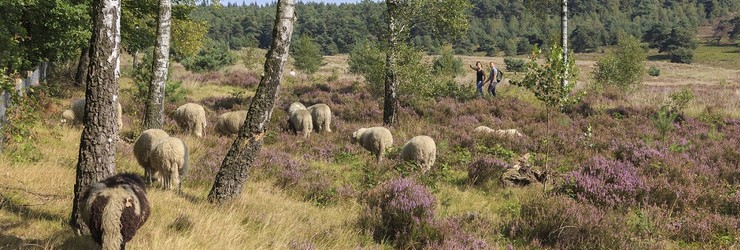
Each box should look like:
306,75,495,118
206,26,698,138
1,45,739,249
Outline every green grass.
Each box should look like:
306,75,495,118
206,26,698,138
693,42,740,69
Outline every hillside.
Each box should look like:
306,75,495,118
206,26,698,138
1,43,739,249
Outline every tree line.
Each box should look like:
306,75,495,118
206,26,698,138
194,0,738,57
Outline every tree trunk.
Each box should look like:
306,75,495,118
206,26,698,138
132,50,139,69
143,0,172,130
207,0,296,204
74,46,90,87
561,0,569,88
383,0,399,126
70,0,121,234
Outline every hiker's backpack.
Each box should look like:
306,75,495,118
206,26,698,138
496,69,504,82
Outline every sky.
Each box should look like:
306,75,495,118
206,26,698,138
222,0,367,5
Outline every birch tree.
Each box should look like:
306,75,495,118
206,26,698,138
382,0,469,126
143,0,172,129
208,0,296,203
69,0,122,234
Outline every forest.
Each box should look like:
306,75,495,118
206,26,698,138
196,0,739,56
1,0,739,249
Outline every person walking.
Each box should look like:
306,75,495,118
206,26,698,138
486,62,499,96
469,61,485,96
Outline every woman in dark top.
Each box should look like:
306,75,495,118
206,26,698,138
469,61,485,96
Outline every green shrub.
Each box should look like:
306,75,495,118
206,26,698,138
667,87,694,114
181,39,236,73
503,57,526,72
432,45,463,78
670,47,694,64
593,35,645,92
648,66,660,76
292,35,323,74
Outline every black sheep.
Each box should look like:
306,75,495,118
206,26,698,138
81,173,151,250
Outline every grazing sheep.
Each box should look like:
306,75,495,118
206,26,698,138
133,129,170,184
149,137,189,191
307,103,332,133
215,110,247,135
173,103,207,137
351,127,393,161
289,109,313,138
81,173,150,250
288,102,307,114
65,99,123,128
474,126,524,137
401,136,437,173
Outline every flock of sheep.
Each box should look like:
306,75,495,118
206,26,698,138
63,97,524,249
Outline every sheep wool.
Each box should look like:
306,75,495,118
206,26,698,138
81,173,150,250
68,98,123,129
133,129,169,183
174,103,207,137
307,103,332,133
474,125,524,137
401,135,437,173
288,102,307,114
289,109,313,138
149,137,189,191
351,127,393,161
215,110,247,135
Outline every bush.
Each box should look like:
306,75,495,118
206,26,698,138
348,39,384,87
133,51,188,104
648,66,660,76
503,57,526,72
360,178,437,248
432,45,463,78
467,157,508,186
292,35,323,74
667,87,694,114
181,39,236,73
593,35,645,92
670,47,694,64
561,156,647,207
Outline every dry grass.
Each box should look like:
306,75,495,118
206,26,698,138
2,46,738,249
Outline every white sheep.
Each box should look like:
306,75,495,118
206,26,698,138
288,102,307,114
64,98,123,129
351,127,393,161
307,103,332,133
474,125,524,137
81,173,150,250
133,129,170,184
289,109,313,138
400,135,437,173
215,110,247,135
173,103,207,137
149,137,189,191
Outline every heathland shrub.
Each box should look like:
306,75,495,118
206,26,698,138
670,47,694,64
562,156,647,208
593,35,645,93
181,39,236,73
432,45,464,78
648,66,660,76
467,157,508,186
509,192,633,249
360,178,437,248
503,57,526,72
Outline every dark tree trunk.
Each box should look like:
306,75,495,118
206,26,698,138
143,0,172,130
69,0,121,235
207,0,296,204
383,0,399,126
75,46,90,87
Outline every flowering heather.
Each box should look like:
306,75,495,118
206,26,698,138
429,218,490,250
224,68,260,89
361,178,436,248
200,95,252,112
467,157,508,186
563,156,647,207
288,239,316,250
